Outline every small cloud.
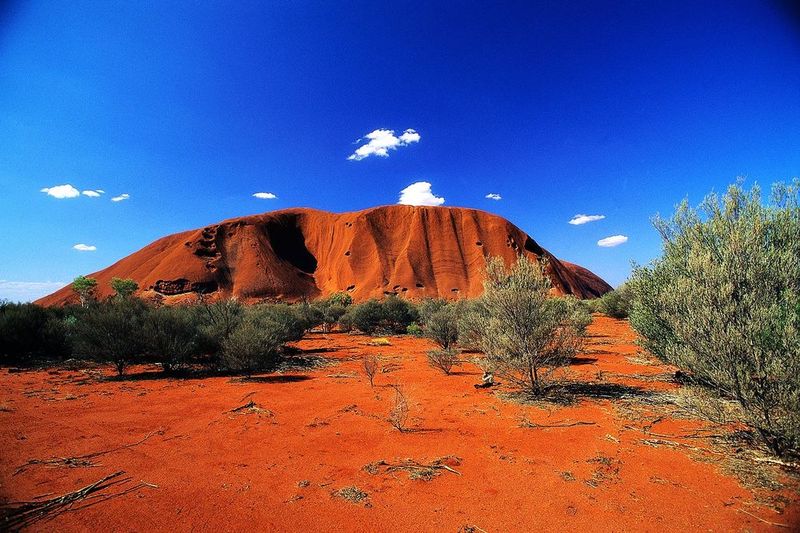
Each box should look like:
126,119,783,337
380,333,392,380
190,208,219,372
82,190,104,197
73,243,97,251
111,193,130,202
348,128,420,161
41,184,80,199
0,280,68,303
569,214,606,225
485,193,502,200
253,192,277,199
597,235,628,247
398,181,444,206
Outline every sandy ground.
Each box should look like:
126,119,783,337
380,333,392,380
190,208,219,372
1,316,798,532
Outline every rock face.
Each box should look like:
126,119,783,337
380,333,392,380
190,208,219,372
37,205,612,306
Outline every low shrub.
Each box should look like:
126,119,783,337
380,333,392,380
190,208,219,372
427,348,459,375
73,298,150,376
142,305,202,372
0,301,72,364
425,304,459,349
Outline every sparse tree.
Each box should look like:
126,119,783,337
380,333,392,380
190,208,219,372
72,275,97,307
464,256,585,395
388,384,409,432
110,277,139,299
363,354,379,387
74,298,149,376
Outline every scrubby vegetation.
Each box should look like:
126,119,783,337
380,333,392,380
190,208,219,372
587,284,632,319
629,181,800,458
461,257,588,395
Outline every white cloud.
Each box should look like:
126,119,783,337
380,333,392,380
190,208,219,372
348,128,420,161
111,193,130,202
398,181,445,206
82,189,104,197
597,235,628,247
485,193,502,200
253,192,277,199
0,280,68,303
41,184,80,199
73,243,97,251
569,214,606,225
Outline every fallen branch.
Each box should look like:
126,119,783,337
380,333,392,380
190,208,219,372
520,419,596,429
14,429,165,475
364,456,462,480
227,400,273,415
737,508,789,529
1,470,156,530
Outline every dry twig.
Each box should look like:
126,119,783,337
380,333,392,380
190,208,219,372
1,471,156,529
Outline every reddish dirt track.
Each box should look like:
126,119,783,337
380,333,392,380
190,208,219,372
1,316,798,532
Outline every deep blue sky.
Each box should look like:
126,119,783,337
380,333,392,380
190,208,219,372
1,1,799,301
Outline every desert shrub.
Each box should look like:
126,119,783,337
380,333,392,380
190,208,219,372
629,181,800,457
381,295,419,333
417,298,449,325
463,256,586,395
424,304,459,349
555,296,592,335
596,284,632,319
346,299,384,334
363,354,379,387
142,305,202,372
454,299,485,351
388,384,409,432
266,304,309,342
220,305,302,373
194,298,244,364
73,298,150,376
298,300,324,332
110,277,139,299
0,302,72,363
427,348,459,375
406,322,423,336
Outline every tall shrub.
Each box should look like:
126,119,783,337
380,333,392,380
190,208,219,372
629,181,800,457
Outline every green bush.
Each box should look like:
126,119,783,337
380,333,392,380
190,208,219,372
629,181,800,457
596,285,632,319
406,322,423,336
381,295,419,333
425,304,459,349
345,299,384,334
417,298,449,325
0,302,72,363
220,304,304,373
463,256,586,395
73,298,150,376
194,298,245,365
142,305,202,372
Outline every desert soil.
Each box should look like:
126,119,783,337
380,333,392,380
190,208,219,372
1,316,798,532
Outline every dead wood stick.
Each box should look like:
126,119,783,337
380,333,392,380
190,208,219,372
521,420,596,429
737,508,789,528
1,471,126,529
14,429,165,475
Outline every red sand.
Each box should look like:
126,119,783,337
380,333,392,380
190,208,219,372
1,316,797,531
36,205,611,306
